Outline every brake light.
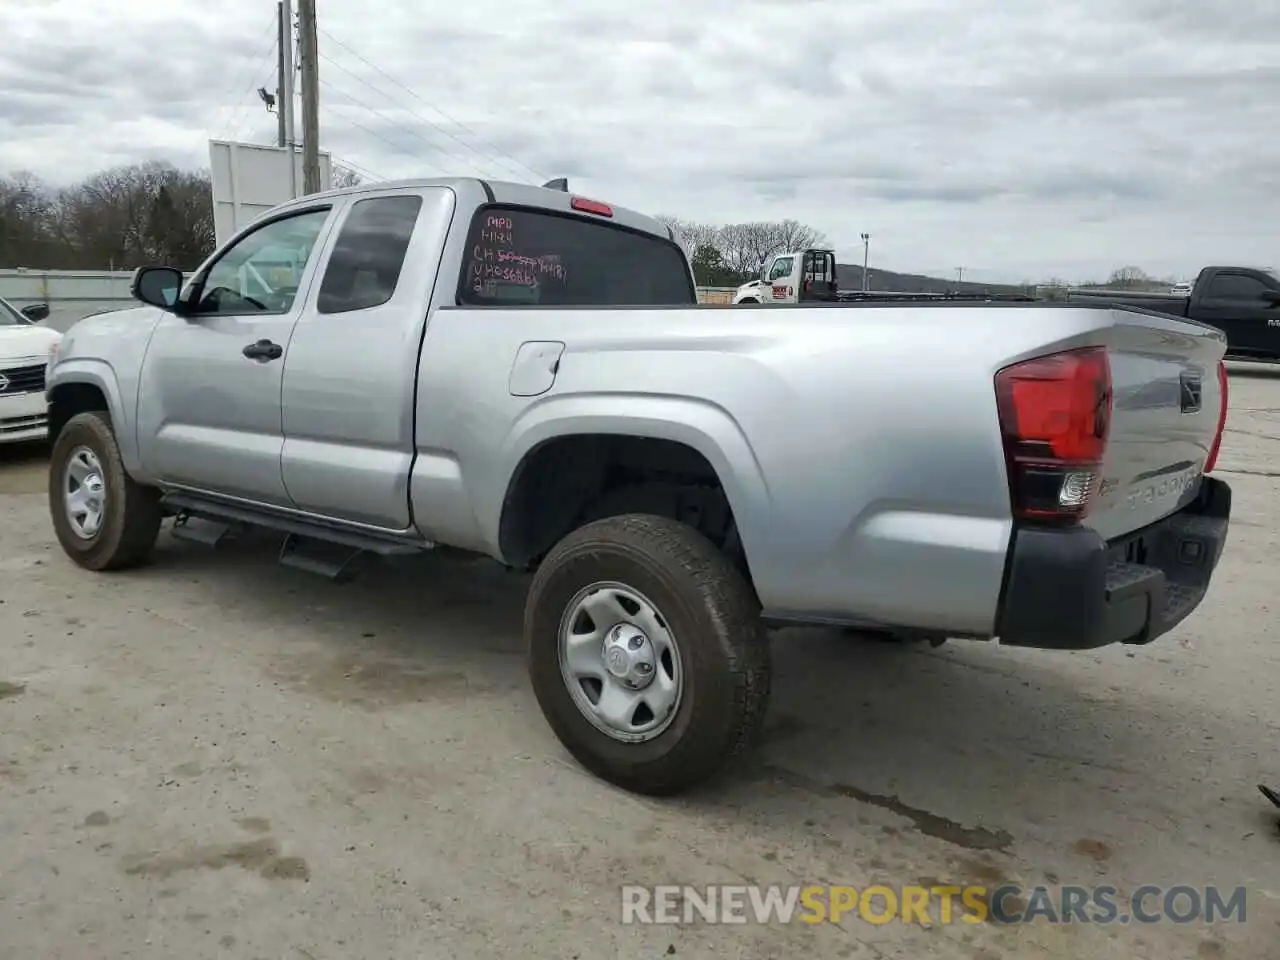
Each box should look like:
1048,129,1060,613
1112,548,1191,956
995,346,1112,523
570,196,613,218
1203,360,1229,474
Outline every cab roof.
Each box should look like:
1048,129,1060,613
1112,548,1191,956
276,176,677,245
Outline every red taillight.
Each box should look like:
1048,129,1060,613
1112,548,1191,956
1204,360,1229,474
570,196,613,217
995,346,1112,523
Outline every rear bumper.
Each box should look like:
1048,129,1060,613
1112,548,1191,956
996,476,1231,650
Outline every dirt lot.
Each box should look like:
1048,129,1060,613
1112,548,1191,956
2,364,1279,960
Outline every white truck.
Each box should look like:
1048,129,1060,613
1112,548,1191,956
731,248,840,304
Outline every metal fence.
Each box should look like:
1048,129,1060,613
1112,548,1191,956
0,269,137,333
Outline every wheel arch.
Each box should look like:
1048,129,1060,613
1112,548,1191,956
47,362,139,474
495,398,771,582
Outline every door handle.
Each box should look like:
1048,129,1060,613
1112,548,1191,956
242,339,283,362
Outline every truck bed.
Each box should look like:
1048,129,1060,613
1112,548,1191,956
416,298,1227,635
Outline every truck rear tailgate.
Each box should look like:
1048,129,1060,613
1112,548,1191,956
1086,308,1227,542
995,306,1230,650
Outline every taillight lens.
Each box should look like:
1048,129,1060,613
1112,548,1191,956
995,346,1112,523
1203,360,1229,474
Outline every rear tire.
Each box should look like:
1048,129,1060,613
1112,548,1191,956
526,514,771,796
49,411,162,571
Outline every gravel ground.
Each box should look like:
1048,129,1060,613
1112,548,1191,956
1,363,1278,960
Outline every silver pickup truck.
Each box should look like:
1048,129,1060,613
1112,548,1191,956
45,177,1233,795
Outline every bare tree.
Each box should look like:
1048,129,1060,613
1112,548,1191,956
715,220,830,278
653,215,718,257
1,161,215,270
0,171,60,267
1106,265,1152,290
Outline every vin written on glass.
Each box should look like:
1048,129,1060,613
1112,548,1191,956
468,213,569,293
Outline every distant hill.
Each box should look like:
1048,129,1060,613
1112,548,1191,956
835,263,1034,297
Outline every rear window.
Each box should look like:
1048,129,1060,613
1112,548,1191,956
457,205,694,306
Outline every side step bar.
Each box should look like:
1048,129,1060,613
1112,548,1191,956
278,533,369,583
160,492,431,580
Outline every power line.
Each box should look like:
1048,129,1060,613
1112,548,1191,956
317,28,548,183
318,79,491,178
331,154,387,183
212,15,277,132
216,16,281,142
229,54,282,143
319,99,451,177
318,52,517,182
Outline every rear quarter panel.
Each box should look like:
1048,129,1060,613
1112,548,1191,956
411,303,1159,636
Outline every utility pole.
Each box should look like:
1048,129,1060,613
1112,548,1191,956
297,0,322,195
956,267,964,284
860,233,871,292
281,0,298,199
275,1,286,148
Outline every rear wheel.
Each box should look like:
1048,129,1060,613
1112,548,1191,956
526,514,771,796
49,411,162,571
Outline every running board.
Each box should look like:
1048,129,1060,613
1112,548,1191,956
279,533,367,583
170,515,239,546
159,492,431,559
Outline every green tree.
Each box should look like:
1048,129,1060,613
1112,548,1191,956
690,242,738,286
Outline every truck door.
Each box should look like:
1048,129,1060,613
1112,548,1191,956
279,188,453,529
1196,271,1277,357
136,205,335,506
765,255,796,304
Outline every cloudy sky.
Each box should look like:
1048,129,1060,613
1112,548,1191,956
1,0,1277,283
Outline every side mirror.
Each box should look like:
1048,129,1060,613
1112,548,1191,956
131,266,185,311
20,303,49,323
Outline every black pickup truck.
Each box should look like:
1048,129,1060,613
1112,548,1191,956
1070,266,1280,361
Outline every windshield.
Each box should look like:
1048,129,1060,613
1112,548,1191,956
0,297,25,326
458,205,694,306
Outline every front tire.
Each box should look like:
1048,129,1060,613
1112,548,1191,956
49,411,162,571
526,514,771,796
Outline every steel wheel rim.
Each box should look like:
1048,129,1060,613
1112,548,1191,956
557,581,683,743
63,445,106,540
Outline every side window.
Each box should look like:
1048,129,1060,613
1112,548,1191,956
317,195,423,314
769,257,794,282
1205,274,1267,302
191,208,330,316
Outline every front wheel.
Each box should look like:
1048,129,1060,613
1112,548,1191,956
48,411,162,571
526,514,771,796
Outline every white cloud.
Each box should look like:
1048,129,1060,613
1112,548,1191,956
0,0,1277,282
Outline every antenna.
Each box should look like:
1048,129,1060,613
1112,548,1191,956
541,178,569,191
